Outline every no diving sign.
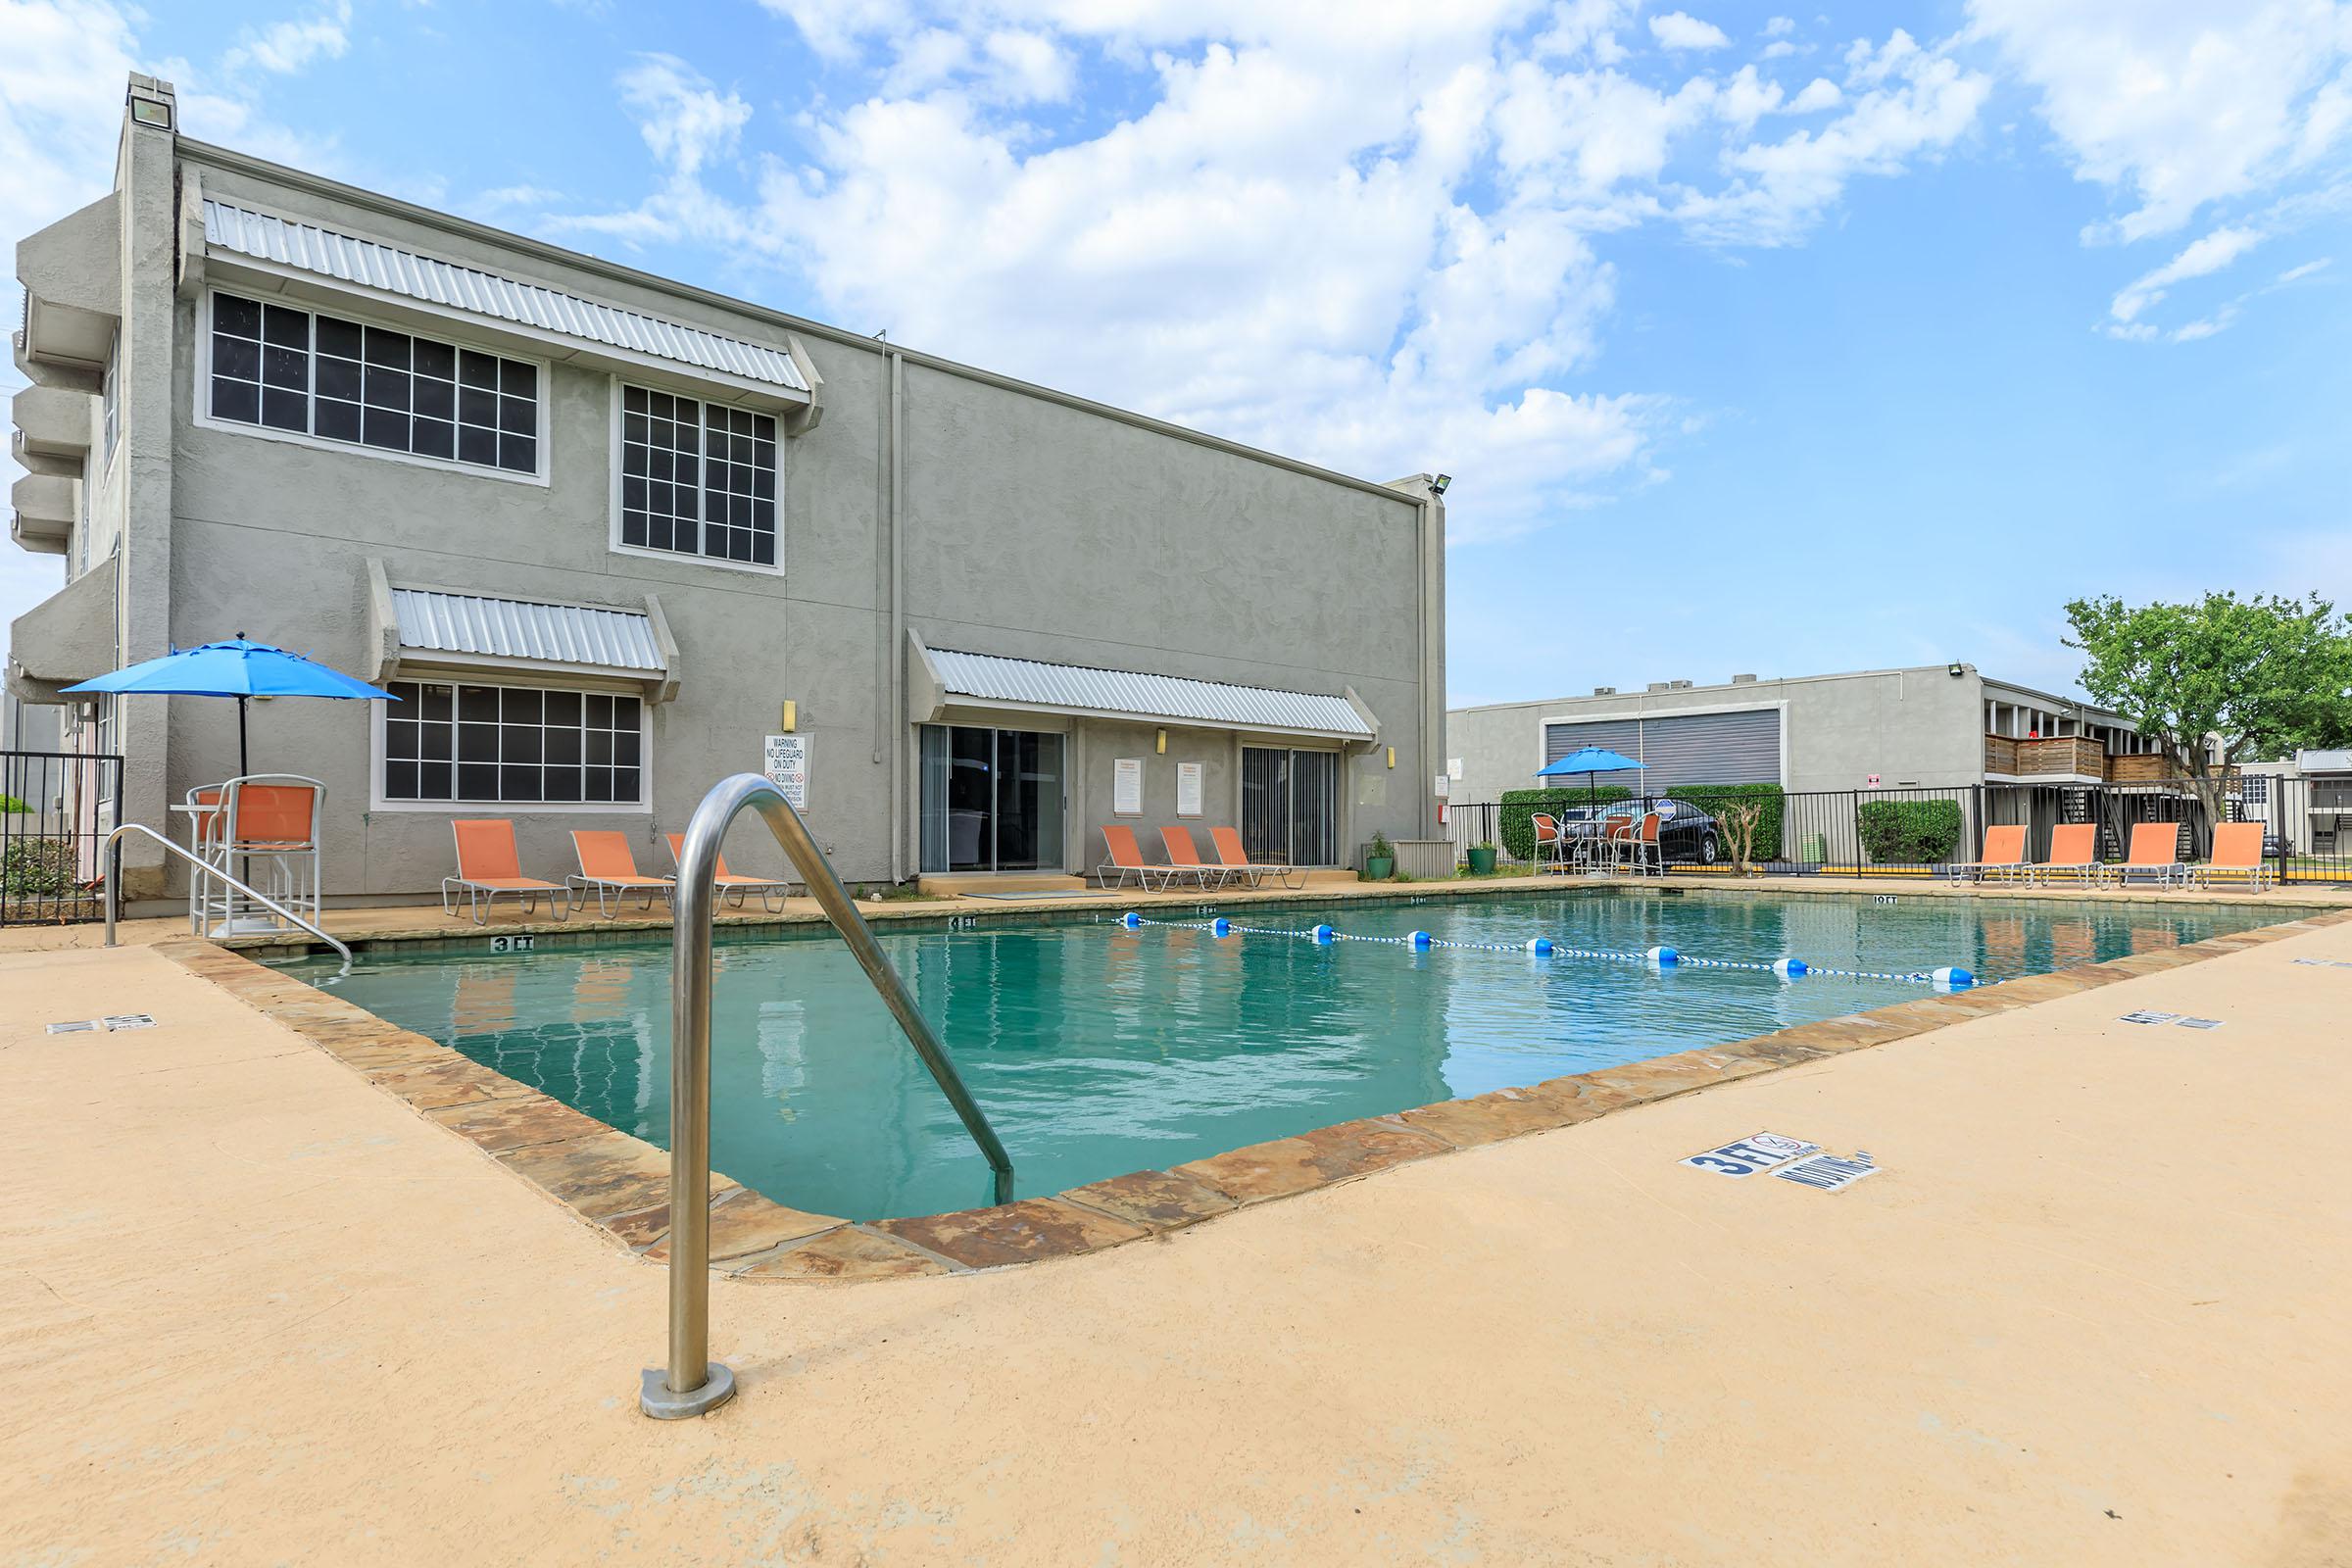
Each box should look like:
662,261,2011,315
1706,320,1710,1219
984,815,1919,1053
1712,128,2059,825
763,734,809,810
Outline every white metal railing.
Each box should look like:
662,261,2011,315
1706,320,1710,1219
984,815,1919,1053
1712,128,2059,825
642,773,1013,1420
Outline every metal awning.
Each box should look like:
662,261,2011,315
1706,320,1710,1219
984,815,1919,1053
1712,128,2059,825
367,568,679,701
392,588,663,671
202,198,811,397
915,642,1375,740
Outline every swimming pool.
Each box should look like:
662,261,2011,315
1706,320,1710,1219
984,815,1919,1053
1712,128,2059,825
284,890,2289,1219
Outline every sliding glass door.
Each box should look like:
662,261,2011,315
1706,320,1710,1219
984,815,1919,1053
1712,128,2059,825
919,725,1066,873
1242,747,1339,866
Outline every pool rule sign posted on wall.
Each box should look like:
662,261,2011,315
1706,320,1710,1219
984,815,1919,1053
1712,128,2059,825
763,734,809,810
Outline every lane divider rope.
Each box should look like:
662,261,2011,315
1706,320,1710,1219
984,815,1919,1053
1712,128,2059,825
1118,911,1974,990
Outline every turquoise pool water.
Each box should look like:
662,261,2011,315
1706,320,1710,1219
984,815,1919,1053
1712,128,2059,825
284,891,2287,1219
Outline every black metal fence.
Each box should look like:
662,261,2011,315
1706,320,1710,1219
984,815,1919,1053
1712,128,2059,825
2,751,122,925
2244,773,2352,888
1444,780,2352,886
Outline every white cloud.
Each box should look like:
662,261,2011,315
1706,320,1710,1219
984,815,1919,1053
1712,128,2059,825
618,54,751,179
543,8,2015,541
1681,31,1989,244
1969,0,2352,242
1763,16,1795,36
1787,76,1841,113
1648,11,1731,50
220,1,351,77
2108,223,2264,324
2276,257,2332,282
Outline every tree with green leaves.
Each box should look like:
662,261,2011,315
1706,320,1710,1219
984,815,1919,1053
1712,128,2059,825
2063,591,2352,850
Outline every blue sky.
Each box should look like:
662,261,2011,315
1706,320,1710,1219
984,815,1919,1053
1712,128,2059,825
4,0,2348,706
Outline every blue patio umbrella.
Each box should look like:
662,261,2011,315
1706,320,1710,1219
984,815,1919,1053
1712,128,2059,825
63,635,397,779
1534,744,1644,814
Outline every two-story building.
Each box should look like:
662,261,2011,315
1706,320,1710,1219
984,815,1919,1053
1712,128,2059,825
8,76,1446,906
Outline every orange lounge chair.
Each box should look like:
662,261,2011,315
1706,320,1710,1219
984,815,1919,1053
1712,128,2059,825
442,818,571,924
2033,822,2103,887
2117,821,2188,888
2194,821,2270,891
1947,824,2029,883
1157,826,1232,891
1209,825,1306,890
568,830,674,919
665,833,792,912
1097,826,1179,891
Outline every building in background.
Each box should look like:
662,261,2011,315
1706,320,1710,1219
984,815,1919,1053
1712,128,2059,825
1449,662,2159,804
8,76,1446,906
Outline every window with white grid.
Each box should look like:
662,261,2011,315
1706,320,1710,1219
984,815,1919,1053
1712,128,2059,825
208,291,538,475
381,680,644,806
616,383,778,568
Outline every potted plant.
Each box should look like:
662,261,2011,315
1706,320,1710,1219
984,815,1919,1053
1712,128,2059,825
1364,831,1396,881
1466,841,1498,876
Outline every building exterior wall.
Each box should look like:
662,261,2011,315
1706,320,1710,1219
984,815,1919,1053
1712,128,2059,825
1450,665,1992,804
10,82,1442,902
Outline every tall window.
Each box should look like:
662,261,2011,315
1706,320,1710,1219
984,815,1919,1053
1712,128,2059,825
209,291,538,475
917,725,1065,872
618,384,778,567
101,337,120,461
1243,748,1339,866
382,679,644,805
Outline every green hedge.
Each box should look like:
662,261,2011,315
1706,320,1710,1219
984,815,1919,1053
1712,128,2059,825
1498,783,1784,862
0,795,28,813
1497,787,1634,860
1855,799,1964,865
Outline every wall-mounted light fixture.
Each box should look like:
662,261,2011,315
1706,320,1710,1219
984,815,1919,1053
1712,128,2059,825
1154,728,1167,755
1946,662,1965,679
1386,746,1396,769
1431,473,1451,497
779,700,798,732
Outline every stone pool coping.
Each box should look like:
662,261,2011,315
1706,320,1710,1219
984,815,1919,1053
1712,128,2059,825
155,904,2352,1284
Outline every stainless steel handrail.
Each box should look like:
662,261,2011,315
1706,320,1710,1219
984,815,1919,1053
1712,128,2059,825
104,822,354,980
642,772,1013,1420
101,822,353,982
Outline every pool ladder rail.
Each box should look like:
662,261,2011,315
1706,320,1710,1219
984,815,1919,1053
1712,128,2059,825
101,821,355,979
645,772,1015,1421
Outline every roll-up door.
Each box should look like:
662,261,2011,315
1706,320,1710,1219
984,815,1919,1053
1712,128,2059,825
1544,719,1642,768
1542,710,1781,789
1641,709,1782,786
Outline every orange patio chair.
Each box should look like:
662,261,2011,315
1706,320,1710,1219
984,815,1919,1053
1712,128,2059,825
665,833,792,913
1097,825,1174,891
1947,824,2029,883
1530,812,1563,874
1209,825,1305,890
1157,826,1229,890
441,818,572,925
2194,821,2269,891
2117,821,2188,888
2032,822,2104,887
567,829,674,919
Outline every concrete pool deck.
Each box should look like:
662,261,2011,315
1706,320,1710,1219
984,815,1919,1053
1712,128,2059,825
7,907,2352,1561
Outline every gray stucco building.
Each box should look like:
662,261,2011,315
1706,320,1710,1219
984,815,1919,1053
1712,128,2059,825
1449,662,2158,804
9,77,1445,905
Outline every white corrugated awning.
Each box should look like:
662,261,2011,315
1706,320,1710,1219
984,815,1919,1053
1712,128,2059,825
392,588,665,673
925,646,1373,739
202,198,811,395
